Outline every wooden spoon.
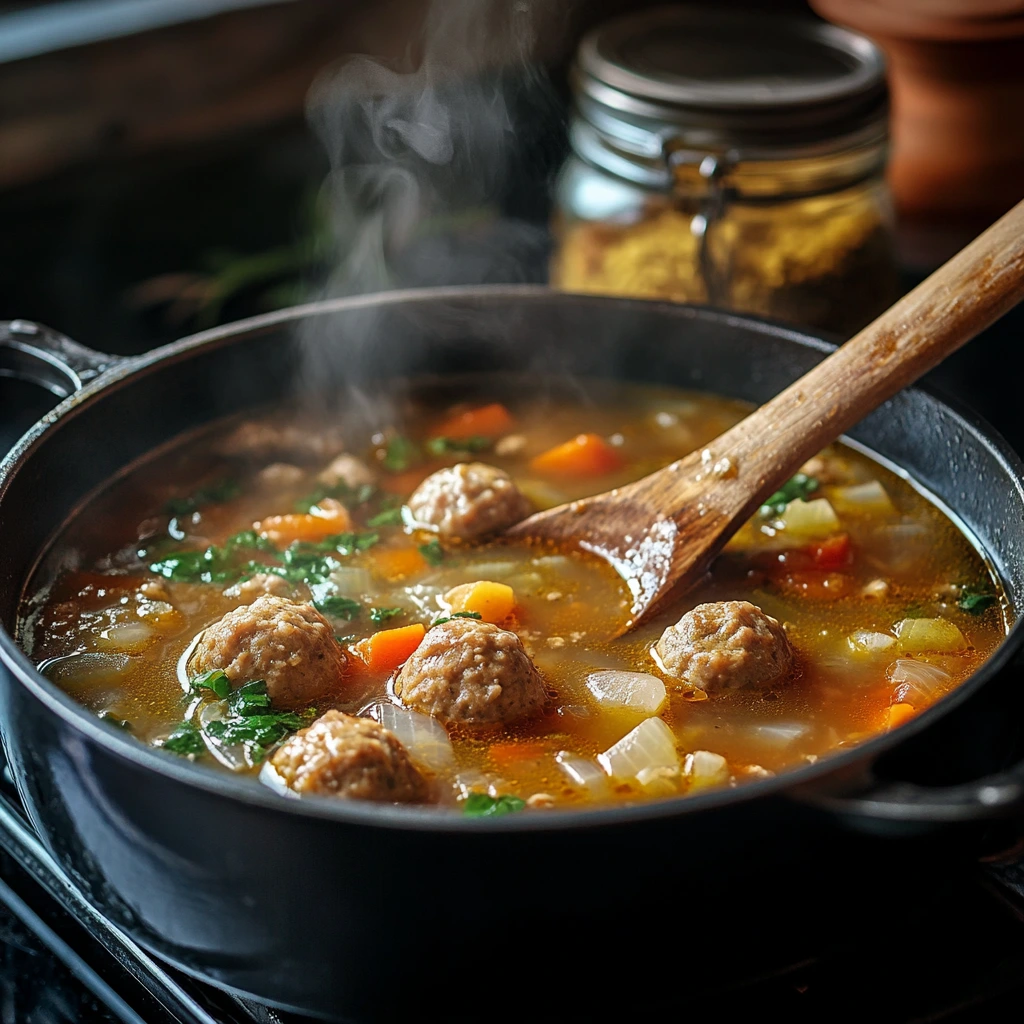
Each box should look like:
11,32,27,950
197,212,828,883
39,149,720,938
506,198,1024,632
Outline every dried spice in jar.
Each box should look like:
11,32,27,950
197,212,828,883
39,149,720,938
552,7,900,337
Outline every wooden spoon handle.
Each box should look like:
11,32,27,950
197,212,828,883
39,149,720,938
707,198,1024,517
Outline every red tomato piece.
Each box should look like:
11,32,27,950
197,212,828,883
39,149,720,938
809,533,852,569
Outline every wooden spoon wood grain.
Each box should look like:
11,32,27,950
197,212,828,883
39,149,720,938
505,198,1024,632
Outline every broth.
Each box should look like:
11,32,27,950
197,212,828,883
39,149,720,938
18,379,1008,813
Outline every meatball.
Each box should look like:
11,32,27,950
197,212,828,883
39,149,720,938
218,421,344,463
406,462,531,539
653,600,794,693
222,573,294,604
318,453,375,490
394,618,546,727
190,595,344,707
270,711,428,802
255,462,304,490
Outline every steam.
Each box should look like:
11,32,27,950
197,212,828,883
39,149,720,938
297,0,564,415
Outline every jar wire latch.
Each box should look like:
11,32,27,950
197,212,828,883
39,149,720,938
664,143,737,307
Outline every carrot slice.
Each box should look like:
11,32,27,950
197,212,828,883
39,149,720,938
489,741,547,770
373,546,427,579
444,581,516,624
351,623,426,674
529,433,624,477
255,498,351,546
432,403,514,441
885,702,917,731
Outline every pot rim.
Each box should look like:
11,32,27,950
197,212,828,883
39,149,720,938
2,284,1022,833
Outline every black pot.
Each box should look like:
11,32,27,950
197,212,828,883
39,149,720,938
2,288,1024,1021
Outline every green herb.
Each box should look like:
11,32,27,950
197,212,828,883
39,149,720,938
202,681,315,762
382,435,419,472
189,669,231,700
148,522,375,588
366,506,404,528
959,586,996,615
164,478,241,518
228,680,273,714
294,482,377,515
335,634,356,645
314,595,361,620
463,793,526,817
149,548,232,584
223,529,277,553
369,606,404,624
425,435,491,456
432,611,483,626
759,473,819,517
419,539,444,566
161,722,205,756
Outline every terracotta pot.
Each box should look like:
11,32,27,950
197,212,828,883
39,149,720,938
811,0,1024,225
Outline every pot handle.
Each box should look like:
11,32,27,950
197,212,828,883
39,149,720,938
0,320,122,399
795,765,1024,827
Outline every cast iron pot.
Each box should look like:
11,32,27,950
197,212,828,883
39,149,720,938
2,287,1024,1020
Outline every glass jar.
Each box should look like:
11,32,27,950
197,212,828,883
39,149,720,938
552,7,900,337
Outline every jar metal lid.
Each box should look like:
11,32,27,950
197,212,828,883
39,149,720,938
575,5,887,154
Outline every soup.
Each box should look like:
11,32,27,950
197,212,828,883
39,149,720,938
18,380,1007,815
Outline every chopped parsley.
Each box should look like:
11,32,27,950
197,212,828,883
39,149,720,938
759,473,819,517
202,682,315,763
959,586,996,615
149,530,377,588
382,435,420,473
164,478,241,518
425,435,491,456
223,529,276,553
161,722,205,756
366,506,404,528
369,606,404,624
432,611,483,626
463,793,526,817
314,594,361,620
295,482,376,514
189,669,230,700
419,539,444,566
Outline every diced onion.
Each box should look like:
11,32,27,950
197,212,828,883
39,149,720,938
847,630,896,656
894,618,967,654
95,621,156,653
683,750,729,789
829,481,896,516
516,479,567,510
597,717,679,780
327,566,373,597
780,498,841,538
258,761,299,798
752,722,810,748
635,765,681,797
555,751,609,796
868,522,929,575
887,658,951,701
371,704,454,771
585,670,667,714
